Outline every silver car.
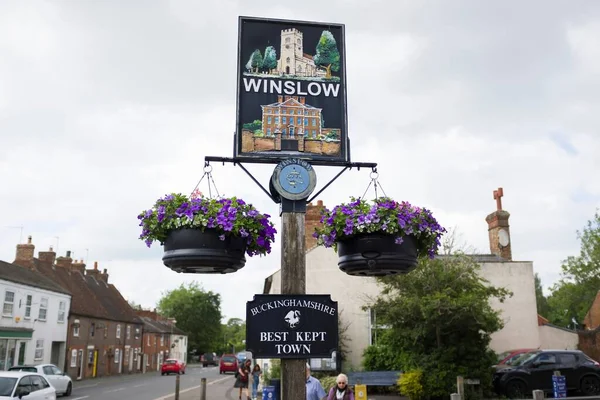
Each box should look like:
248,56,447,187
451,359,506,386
8,364,72,397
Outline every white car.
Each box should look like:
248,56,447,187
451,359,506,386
0,371,56,399
8,364,72,396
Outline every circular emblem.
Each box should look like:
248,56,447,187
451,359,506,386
271,159,317,201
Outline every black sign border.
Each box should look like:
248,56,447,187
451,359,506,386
246,294,339,359
234,16,350,164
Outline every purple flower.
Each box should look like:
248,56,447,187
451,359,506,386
219,234,225,241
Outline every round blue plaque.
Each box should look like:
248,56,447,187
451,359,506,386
271,159,317,201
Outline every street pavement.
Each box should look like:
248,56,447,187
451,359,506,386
70,365,234,400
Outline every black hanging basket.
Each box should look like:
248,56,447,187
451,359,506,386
337,233,418,276
162,228,247,274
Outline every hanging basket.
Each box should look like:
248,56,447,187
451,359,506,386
162,228,247,274
337,233,418,276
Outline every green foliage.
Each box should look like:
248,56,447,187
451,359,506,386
242,120,262,131
250,49,263,72
253,129,264,137
534,273,550,317
263,359,281,383
399,370,424,400
362,344,402,371
371,255,511,398
157,282,222,356
263,46,277,71
219,318,246,354
314,30,340,77
547,210,600,328
319,376,337,392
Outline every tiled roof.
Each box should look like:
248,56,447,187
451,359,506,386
0,260,70,296
27,258,139,323
139,316,187,335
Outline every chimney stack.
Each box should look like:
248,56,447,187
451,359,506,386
305,200,326,250
55,251,73,269
86,261,101,280
277,95,283,103
299,97,305,104
15,236,35,269
485,187,513,261
71,259,86,274
100,268,109,283
38,246,56,265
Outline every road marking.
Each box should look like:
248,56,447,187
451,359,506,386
71,397,89,400
152,376,234,400
104,387,126,393
74,383,98,389
134,383,146,387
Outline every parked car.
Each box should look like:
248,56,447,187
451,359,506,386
220,354,239,374
8,364,72,396
496,348,537,367
161,359,186,375
493,350,600,398
201,352,218,367
0,371,57,399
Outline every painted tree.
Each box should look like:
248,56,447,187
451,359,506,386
314,30,340,79
157,282,223,356
249,49,263,73
369,255,511,398
263,46,277,73
547,210,600,328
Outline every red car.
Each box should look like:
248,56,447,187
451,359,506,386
161,359,186,375
220,354,238,374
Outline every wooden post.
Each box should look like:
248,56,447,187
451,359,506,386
200,377,207,400
533,389,544,400
281,211,307,400
456,376,464,400
175,374,180,400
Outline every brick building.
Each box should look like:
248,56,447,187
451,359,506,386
135,309,187,372
12,238,143,380
261,96,322,139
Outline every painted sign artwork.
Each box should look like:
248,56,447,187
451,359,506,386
235,17,349,163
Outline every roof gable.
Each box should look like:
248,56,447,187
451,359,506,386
0,261,70,296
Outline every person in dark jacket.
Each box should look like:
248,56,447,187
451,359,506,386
326,373,355,400
234,359,252,400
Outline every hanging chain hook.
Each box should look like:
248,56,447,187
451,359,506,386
361,167,388,200
190,162,220,199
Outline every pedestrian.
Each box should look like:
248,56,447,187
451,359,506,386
326,373,355,400
234,359,252,400
306,363,327,400
251,363,262,400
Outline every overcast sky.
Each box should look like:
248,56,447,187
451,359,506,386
1,0,599,322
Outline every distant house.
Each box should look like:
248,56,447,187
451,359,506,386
135,309,188,373
11,237,144,380
0,254,71,370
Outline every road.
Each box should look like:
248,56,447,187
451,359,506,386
70,365,236,400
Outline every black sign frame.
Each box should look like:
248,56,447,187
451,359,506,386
246,294,338,359
235,16,350,164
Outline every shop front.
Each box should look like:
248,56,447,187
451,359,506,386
0,328,33,371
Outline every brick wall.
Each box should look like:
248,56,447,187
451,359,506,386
305,201,325,250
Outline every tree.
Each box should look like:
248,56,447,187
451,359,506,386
242,120,262,131
314,30,340,79
370,255,511,398
157,282,222,356
263,46,277,73
220,318,246,354
547,211,600,328
534,273,550,317
248,49,263,73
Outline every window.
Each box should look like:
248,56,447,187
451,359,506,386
126,325,131,340
135,327,140,340
3,290,15,316
125,347,130,363
90,323,95,337
73,325,79,337
24,295,32,319
114,348,120,364
282,117,287,124
266,128,271,136
38,297,48,321
147,334,150,346
43,366,54,375
57,301,66,323
297,117,301,125
34,339,44,360
31,375,50,390
160,335,164,346
116,324,121,339
70,349,77,367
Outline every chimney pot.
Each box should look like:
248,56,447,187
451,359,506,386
103,268,107,274
27,236,32,244
94,261,98,270
66,250,71,257
49,246,53,251
317,200,323,206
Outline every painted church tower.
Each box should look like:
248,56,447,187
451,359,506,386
280,28,303,75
